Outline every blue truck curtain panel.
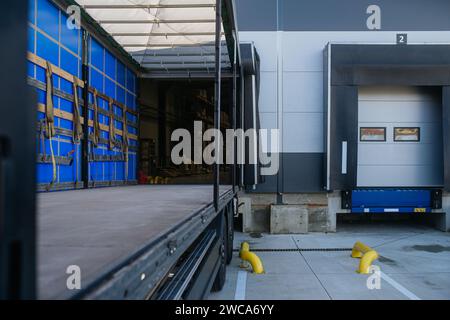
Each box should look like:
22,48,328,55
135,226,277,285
28,0,138,191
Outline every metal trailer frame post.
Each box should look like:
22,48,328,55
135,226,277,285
81,30,90,188
232,34,237,193
213,0,222,211
158,85,167,168
0,0,36,299
240,66,245,187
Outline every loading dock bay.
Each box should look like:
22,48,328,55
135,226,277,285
3,0,450,302
211,225,450,300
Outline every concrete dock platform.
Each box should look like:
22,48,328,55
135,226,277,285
209,223,450,300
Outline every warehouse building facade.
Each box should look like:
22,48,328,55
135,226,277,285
236,0,450,232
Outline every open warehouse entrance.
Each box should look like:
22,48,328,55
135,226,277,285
138,79,234,185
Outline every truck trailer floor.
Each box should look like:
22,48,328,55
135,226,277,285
210,224,450,300
37,185,232,299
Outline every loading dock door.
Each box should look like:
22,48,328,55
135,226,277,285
357,86,443,187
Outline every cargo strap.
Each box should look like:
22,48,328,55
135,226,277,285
89,154,126,162
91,88,101,147
123,107,130,180
45,61,56,139
72,76,83,144
108,98,116,150
45,61,57,191
37,154,74,166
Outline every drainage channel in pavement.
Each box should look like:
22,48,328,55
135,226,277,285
233,248,352,252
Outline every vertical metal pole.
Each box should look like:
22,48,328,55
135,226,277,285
81,31,90,189
0,0,36,299
232,34,237,193
158,85,167,168
214,0,222,211
239,68,245,187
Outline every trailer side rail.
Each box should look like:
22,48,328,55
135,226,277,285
70,188,235,300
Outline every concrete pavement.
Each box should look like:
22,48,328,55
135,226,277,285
209,223,450,300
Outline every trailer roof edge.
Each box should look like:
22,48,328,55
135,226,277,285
52,0,143,75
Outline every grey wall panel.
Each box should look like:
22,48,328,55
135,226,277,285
443,87,450,191
251,152,325,193
283,153,324,192
283,72,323,113
323,46,330,190
235,0,278,32
330,86,359,190
236,0,450,31
251,174,278,193
338,66,450,86
331,44,450,71
282,0,450,31
283,112,324,153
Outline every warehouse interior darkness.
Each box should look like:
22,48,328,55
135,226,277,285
138,79,234,185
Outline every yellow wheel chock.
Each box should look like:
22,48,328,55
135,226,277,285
351,241,379,274
239,242,264,274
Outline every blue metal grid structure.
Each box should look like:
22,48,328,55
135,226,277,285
28,0,138,190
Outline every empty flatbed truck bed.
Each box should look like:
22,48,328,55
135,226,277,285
38,185,234,299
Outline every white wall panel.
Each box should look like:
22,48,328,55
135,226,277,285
259,112,278,153
239,31,450,157
283,71,323,113
259,112,278,130
239,32,278,72
283,113,323,153
259,72,278,113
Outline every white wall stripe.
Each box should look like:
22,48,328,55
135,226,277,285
341,141,348,174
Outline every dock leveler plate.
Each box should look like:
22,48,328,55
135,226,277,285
342,189,442,213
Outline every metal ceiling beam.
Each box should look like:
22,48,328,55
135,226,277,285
141,61,229,65
83,4,216,9
122,43,227,48
52,0,141,73
132,52,228,57
98,19,215,24
141,71,234,79
143,65,231,71
110,32,223,37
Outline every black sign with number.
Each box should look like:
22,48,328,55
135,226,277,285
397,33,408,45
